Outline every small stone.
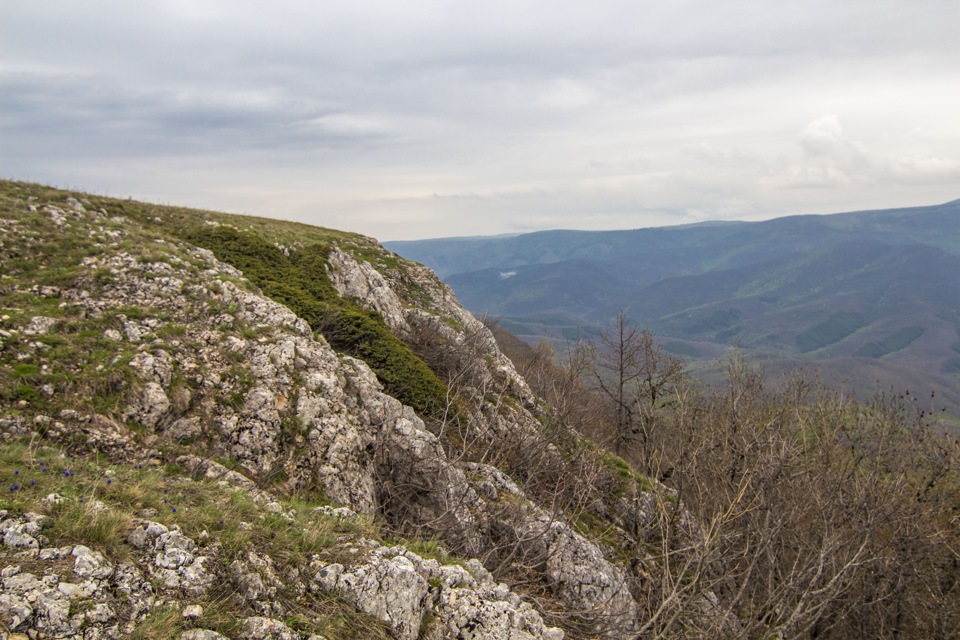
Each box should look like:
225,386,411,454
58,581,92,598
3,526,39,550
72,544,114,580
38,546,71,561
180,631,228,640
24,316,58,335
182,604,203,619
242,617,301,640
85,602,114,623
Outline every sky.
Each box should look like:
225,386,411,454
1,1,958,241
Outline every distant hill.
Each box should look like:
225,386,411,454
387,200,960,428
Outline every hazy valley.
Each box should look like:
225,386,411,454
387,200,960,426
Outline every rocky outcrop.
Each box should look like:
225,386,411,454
462,463,639,634
325,240,643,634
0,189,655,638
0,488,564,640
311,542,564,640
326,245,539,414
0,509,211,638
59,247,389,515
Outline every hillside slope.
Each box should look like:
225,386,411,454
4,182,958,640
0,181,670,639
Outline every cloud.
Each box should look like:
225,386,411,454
800,115,846,156
882,154,960,183
1,1,958,239
766,115,960,191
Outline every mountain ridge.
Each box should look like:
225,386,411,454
386,200,960,426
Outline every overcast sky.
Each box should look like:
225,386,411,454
2,1,958,240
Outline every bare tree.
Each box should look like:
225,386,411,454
589,311,685,470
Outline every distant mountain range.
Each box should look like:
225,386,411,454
387,200,960,427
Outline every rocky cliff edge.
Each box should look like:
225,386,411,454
0,182,666,639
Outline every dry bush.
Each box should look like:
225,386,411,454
394,311,960,639
631,355,960,639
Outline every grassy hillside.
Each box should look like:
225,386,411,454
0,180,454,423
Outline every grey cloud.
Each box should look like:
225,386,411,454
0,69,398,160
2,1,958,240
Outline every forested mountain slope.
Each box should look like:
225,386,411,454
387,200,960,424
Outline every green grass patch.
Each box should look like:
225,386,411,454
394,534,464,566
571,510,620,549
601,452,652,496
12,363,41,379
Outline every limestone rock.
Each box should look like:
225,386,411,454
181,631,229,640
311,544,564,640
126,381,171,429
464,463,639,634
314,549,428,640
326,246,407,331
73,545,115,580
23,315,58,335
242,616,302,640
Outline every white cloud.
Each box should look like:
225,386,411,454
880,154,960,184
800,115,846,156
765,115,960,192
